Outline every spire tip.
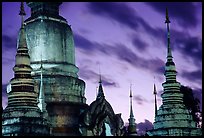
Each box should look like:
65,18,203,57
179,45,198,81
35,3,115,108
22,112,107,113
165,7,170,24
19,2,26,16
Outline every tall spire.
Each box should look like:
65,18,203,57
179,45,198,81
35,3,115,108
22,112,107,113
7,2,38,108
162,8,181,105
153,82,158,117
165,8,173,62
127,84,137,136
37,55,47,113
163,8,178,83
129,84,134,119
19,2,26,28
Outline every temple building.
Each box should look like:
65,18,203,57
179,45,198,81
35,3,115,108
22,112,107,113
2,3,49,136
2,2,125,136
24,2,88,136
78,75,125,136
146,9,202,136
2,2,201,136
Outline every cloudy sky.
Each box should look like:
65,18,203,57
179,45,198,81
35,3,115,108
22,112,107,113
2,2,202,132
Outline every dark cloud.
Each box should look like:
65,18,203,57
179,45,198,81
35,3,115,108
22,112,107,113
173,35,202,68
78,68,119,88
102,78,119,88
86,2,201,69
137,119,153,136
2,34,17,50
192,88,202,111
131,36,148,52
147,2,199,28
87,2,165,42
75,33,165,76
155,66,165,75
180,69,202,84
87,2,140,29
74,33,95,52
133,95,148,105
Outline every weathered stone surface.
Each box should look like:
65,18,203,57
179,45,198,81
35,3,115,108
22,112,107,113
147,9,202,136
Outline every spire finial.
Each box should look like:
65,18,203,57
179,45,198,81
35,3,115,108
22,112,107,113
128,84,137,135
129,84,134,118
98,63,102,84
130,83,133,98
153,79,158,117
97,63,104,99
19,2,26,16
165,7,173,62
19,2,26,28
165,8,170,24
153,76,157,95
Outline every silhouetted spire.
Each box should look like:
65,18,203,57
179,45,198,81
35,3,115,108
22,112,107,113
165,8,173,62
153,83,158,117
97,73,104,99
19,2,26,28
162,8,181,105
129,84,134,119
127,84,137,136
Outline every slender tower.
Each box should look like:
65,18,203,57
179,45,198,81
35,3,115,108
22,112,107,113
153,83,157,117
24,2,87,135
147,8,202,136
37,58,48,118
2,2,49,136
127,84,137,136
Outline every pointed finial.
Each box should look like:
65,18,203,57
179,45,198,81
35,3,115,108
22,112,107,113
97,64,104,99
19,2,26,16
19,2,26,28
165,7,170,24
165,7,173,62
153,84,157,95
153,76,157,95
98,63,102,84
130,83,132,98
128,83,136,133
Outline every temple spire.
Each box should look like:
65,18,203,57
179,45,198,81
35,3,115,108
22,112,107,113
127,84,137,136
153,82,158,117
19,2,26,28
129,84,134,119
7,2,37,108
165,8,173,62
96,70,104,99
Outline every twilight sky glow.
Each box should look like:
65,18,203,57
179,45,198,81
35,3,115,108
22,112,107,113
2,2,202,130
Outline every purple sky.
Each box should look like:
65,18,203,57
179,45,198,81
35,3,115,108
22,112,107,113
2,2,202,131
